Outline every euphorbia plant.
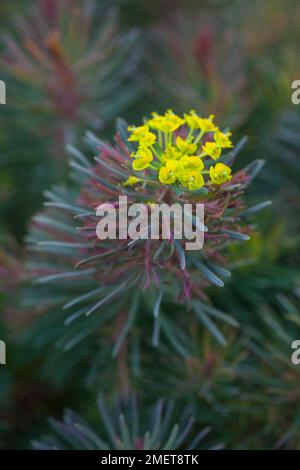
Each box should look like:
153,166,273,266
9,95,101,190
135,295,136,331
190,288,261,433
25,110,267,386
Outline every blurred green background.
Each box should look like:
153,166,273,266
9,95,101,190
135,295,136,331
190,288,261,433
0,0,300,450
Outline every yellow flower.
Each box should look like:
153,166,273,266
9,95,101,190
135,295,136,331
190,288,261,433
177,156,204,190
214,130,233,149
128,124,148,140
175,136,197,155
146,113,164,130
179,169,204,191
128,125,156,147
139,133,156,147
184,111,217,132
178,155,204,172
198,115,217,133
158,160,179,184
132,147,153,171
126,111,234,191
148,110,184,133
184,111,199,129
209,163,232,184
202,141,222,160
163,145,181,161
123,176,142,186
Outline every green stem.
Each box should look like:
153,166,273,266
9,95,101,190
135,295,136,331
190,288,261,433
149,164,159,171
151,145,163,161
194,130,205,145
187,127,194,140
158,131,163,148
164,131,172,146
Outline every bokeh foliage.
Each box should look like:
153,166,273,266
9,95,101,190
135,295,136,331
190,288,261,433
0,0,300,450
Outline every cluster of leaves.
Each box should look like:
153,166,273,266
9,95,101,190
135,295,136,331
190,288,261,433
0,0,300,451
0,0,141,238
32,395,221,450
2,0,141,146
17,116,271,448
23,119,266,365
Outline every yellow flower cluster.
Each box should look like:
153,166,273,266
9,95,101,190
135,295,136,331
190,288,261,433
126,110,234,190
